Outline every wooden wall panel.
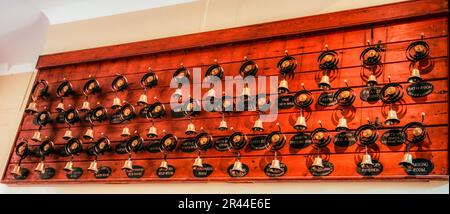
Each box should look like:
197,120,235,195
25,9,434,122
2,0,448,184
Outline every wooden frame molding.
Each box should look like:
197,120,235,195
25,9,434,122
3,0,448,184
37,0,448,68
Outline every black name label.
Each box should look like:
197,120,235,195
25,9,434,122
278,95,294,109
56,112,65,124
147,140,161,153
356,160,383,176
157,165,176,178
227,164,250,178
94,167,112,179
139,107,149,118
264,163,287,177
66,167,83,179
407,81,434,97
309,161,334,176
110,112,123,124
126,165,145,178
214,137,229,151
381,129,405,146
318,92,337,107
40,168,56,180
405,158,434,175
56,146,70,157
86,145,96,156
13,168,30,180
171,108,185,118
180,139,197,153
289,133,312,149
193,164,214,178
115,143,128,154
249,136,268,150
333,131,356,147
360,87,381,102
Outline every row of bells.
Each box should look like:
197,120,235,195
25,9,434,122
315,67,422,90
26,76,412,117
31,127,95,142
25,65,423,114
291,109,399,131
30,107,400,144
12,151,415,176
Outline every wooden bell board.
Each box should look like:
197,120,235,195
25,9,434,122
2,0,448,184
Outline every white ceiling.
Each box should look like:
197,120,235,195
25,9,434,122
0,0,406,75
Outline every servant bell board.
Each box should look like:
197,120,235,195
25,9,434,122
2,0,449,183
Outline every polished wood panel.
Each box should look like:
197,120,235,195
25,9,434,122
2,0,448,183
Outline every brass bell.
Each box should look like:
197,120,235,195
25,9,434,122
34,161,45,174
64,161,74,172
367,74,378,86
252,118,264,132
160,159,169,170
121,127,131,137
185,122,196,135
88,160,98,173
385,109,400,126
241,85,251,97
408,68,422,83
56,102,65,112
83,128,94,140
231,159,244,173
206,88,216,99
336,117,348,131
294,115,307,130
80,101,91,112
218,120,228,131
269,159,281,171
63,129,73,140
112,97,122,109
122,158,133,170
25,101,38,114
278,79,289,94
319,75,331,89
360,153,374,168
11,165,21,176
32,131,42,142
147,126,158,138
399,152,414,168
311,156,324,169
174,88,183,98
192,156,203,169
137,94,148,106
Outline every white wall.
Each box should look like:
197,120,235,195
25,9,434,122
0,0,448,193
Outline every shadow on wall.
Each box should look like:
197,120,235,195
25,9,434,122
0,0,49,75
